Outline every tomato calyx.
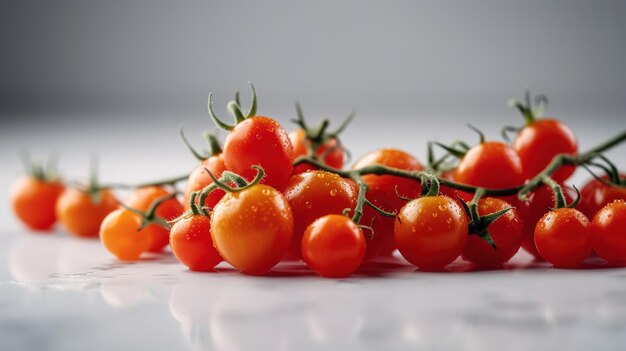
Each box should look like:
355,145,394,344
432,124,487,161
582,154,626,188
208,82,257,131
456,189,512,249
119,193,176,231
540,175,581,210
508,89,549,125
20,151,61,182
179,128,223,162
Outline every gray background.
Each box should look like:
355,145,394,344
1,0,626,230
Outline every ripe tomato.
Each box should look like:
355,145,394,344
210,184,294,275
579,174,626,219
183,154,228,211
461,198,523,267
126,186,184,253
283,170,356,258
519,184,576,259
290,129,345,174
222,116,294,190
11,176,64,231
56,188,119,237
455,141,525,189
394,195,468,270
512,119,577,182
534,208,591,268
352,148,423,259
170,214,222,271
301,214,366,278
591,200,626,265
99,209,150,261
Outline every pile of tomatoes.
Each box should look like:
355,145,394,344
10,86,626,278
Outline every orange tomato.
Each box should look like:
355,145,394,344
56,188,118,237
99,209,150,261
11,176,64,231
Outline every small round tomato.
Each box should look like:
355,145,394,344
534,208,591,268
513,119,577,182
11,176,64,231
353,148,423,259
223,116,294,190
290,129,345,174
461,198,523,267
99,209,150,261
56,188,119,238
210,184,294,275
519,184,576,259
126,186,184,253
579,174,626,219
591,200,626,265
183,154,228,211
394,196,468,270
455,141,525,189
301,214,365,278
170,214,222,271
283,170,356,258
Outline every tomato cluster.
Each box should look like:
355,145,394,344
10,87,626,277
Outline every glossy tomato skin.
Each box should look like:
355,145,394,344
283,171,356,258
126,186,184,253
394,196,468,270
223,116,294,190
11,176,64,231
56,188,119,238
461,198,523,267
302,214,366,278
99,209,150,261
519,184,576,259
183,154,228,211
513,119,577,182
579,174,626,219
534,208,591,268
455,142,525,189
170,214,222,271
591,200,626,264
210,184,294,275
353,148,423,259
290,129,344,174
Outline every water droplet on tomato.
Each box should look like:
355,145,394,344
432,212,438,218
329,189,337,197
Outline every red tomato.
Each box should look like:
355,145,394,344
183,154,228,211
591,200,626,265
513,119,577,182
394,196,468,270
461,197,523,267
534,208,591,268
170,214,222,271
210,184,294,275
579,174,626,219
99,209,151,261
455,141,525,189
290,129,345,174
126,186,184,253
283,170,356,258
56,188,119,238
222,116,294,190
302,214,366,278
352,148,424,259
11,176,64,231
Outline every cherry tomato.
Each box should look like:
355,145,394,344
301,214,366,278
210,184,294,275
461,198,523,267
126,186,184,253
394,196,468,270
283,170,356,258
11,176,64,231
455,141,525,189
352,148,424,259
591,200,626,265
534,208,591,268
579,174,626,219
223,116,294,190
183,154,228,211
513,119,577,182
56,188,119,238
519,184,576,259
290,129,345,174
99,209,150,261
170,214,222,271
